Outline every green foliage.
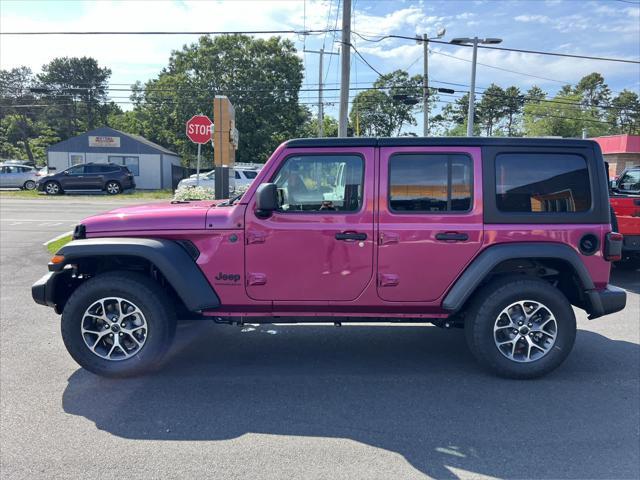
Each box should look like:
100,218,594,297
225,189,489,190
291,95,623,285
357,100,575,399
118,34,306,166
349,70,427,136
608,90,640,135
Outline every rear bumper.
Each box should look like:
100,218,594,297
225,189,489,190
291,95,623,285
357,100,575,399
586,285,627,320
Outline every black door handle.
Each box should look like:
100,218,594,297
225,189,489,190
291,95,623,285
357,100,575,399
335,232,367,241
435,232,469,242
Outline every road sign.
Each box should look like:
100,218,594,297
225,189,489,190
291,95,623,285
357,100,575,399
186,115,213,144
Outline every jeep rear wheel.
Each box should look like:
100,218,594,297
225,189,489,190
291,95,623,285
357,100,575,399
61,271,176,378
465,277,576,379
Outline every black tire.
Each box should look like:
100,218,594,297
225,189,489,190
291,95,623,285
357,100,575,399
464,276,576,379
44,181,62,195
105,181,122,195
61,271,176,378
23,180,36,190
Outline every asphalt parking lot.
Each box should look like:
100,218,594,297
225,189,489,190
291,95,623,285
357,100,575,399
1,197,638,480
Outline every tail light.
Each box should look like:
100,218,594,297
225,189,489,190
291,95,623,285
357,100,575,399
604,232,623,261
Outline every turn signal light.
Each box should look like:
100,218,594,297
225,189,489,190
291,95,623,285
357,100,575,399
50,254,65,264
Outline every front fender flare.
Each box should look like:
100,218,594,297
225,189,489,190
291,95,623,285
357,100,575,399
51,237,220,312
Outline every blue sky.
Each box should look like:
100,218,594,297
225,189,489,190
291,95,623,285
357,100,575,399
1,0,639,133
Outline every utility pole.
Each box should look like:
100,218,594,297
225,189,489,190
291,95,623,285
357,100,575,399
422,34,429,137
451,36,502,137
304,49,338,137
417,29,445,137
338,0,351,137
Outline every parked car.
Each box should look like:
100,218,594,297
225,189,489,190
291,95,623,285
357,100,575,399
610,165,640,268
0,163,41,190
178,165,261,193
32,137,626,379
37,163,135,195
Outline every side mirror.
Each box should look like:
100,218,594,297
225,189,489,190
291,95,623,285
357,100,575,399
610,179,617,190
255,183,278,218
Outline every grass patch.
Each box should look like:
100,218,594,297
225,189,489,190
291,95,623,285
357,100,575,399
46,234,73,255
0,189,174,200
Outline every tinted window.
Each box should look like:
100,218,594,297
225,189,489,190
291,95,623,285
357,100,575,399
389,154,472,212
496,153,591,213
617,169,640,192
234,171,241,179
66,165,85,174
243,170,258,179
109,156,139,175
273,155,364,212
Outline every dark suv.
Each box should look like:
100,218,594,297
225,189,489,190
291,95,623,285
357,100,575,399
37,163,135,195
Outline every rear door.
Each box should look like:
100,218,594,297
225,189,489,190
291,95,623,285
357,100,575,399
377,146,483,302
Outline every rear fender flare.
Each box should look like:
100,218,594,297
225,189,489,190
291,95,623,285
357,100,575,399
442,242,595,312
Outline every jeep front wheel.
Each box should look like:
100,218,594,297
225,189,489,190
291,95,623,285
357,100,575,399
465,277,576,379
61,271,176,378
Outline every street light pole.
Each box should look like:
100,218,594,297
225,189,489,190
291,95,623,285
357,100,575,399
467,37,479,137
422,33,429,137
450,36,503,137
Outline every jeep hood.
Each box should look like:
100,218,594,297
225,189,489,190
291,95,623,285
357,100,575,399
81,200,241,233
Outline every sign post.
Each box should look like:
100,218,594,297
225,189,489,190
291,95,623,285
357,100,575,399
185,114,213,187
213,96,238,199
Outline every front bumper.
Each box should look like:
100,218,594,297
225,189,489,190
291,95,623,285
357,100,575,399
32,272,58,308
586,285,627,320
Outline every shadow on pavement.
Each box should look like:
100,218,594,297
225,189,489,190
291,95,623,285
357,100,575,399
62,322,639,479
611,266,640,295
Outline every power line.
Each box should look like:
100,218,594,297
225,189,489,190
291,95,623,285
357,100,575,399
352,31,640,65
350,43,383,76
0,29,339,36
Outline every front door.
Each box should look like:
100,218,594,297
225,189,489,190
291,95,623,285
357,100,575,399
245,148,375,302
377,147,484,302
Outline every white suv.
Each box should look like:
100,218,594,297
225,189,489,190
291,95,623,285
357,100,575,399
177,165,261,193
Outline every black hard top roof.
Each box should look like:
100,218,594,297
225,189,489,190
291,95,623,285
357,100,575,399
285,136,599,148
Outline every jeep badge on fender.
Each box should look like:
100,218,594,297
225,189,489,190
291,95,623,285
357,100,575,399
32,137,626,379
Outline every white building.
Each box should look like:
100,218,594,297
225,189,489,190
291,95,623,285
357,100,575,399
47,127,182,189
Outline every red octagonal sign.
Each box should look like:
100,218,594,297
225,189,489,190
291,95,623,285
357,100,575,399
185,115,213,144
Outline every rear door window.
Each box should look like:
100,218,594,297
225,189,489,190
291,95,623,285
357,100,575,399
495,153,591,213
389,154,472,213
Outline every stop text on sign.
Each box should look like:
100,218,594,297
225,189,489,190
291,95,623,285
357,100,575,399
185,115,214,144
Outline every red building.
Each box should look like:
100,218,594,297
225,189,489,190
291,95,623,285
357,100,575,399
592,134,640,178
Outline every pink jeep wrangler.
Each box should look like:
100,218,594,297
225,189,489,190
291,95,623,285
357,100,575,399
32,137,626,379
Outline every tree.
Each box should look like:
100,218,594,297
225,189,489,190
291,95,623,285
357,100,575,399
608,90,640,134
503,86,524,136
298,108,339,137
477,84,506,136
37,57,111,135
433,93,480,136
349,70,424,137
523,90,587,138
575,72,611,107
120,34,306,165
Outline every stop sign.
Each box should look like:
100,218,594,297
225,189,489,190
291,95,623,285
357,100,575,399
185,115,213,144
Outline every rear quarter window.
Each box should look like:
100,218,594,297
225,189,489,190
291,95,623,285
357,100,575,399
495,153,591,213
